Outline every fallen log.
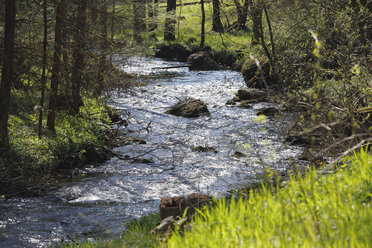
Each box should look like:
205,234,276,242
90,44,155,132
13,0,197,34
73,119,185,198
152,65,190,70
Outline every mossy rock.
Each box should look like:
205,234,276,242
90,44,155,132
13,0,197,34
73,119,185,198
226,96,240,105
238,101,254,109
232,151,247,158
238,87,267,101
165,98,210,118
191,146,217,153
241,59,278,89
155,43,192,62
123,136,146,145
187,51,221,71
256,107,279,116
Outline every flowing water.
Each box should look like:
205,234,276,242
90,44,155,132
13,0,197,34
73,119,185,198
0,57,304,248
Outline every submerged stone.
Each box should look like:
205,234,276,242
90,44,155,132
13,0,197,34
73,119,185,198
191,146,218,153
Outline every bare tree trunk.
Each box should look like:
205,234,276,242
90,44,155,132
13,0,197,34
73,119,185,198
133,0,146,43
263,3,275,62
0,0,16,148
96,0,108,96
233,0,249,30
212,0,224,32
47,0,64,131
110,0,115,63
164,0,176,41
38,0,48,138
200,0,206,48
71,0,87,114
148,0,159,37
250,1,262,45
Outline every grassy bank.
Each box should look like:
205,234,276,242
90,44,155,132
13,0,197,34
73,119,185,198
62,149,372,247
0,91,115,197
167,149,372,247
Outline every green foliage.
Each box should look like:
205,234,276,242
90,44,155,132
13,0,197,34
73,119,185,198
0,90,113,195
166,149,372,247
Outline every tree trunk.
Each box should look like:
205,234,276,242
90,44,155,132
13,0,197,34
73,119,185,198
38,0,48,138
110,0,115,63
240,0,250,30
200,0,205,48
233,0,249,30
47,0,64,131
96,0,108,96
0,0,16,148
250,1,263,45
71,0,87,114
164,0,176,41
212,0,224,32
133,0,147,43
148,0,159,36
350,0,371,73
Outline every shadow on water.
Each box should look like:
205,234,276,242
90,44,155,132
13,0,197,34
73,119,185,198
0,56,304,247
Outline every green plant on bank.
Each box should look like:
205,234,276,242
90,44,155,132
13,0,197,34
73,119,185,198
166,148,372,247
0,90,113,196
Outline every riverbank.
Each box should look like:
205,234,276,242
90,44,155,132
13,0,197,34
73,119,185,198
62,148,372,247
0,94,121,198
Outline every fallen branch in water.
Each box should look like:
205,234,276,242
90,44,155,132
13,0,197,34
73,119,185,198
152,65,190,70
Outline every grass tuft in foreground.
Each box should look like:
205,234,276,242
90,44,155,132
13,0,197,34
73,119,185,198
166,149,372,247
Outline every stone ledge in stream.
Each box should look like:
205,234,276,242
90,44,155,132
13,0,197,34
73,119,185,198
165,98,210,118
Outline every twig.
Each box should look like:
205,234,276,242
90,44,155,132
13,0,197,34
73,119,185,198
332,138,372,164
321,133,371,153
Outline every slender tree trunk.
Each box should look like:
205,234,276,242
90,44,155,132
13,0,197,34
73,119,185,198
96,0,108,96
240,0,250,29
164,0,176,41
110,0,115,63
38,0,48,138
0,0,16,148
71,0,87,114
200,0,205,48
133,0,146,43
350,0,371,73
148,0,159,36
47,0,64,131
250,1,263,45
212,0,224,32
263,3,275,63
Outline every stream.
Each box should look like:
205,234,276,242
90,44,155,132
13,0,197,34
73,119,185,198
0,57,304,248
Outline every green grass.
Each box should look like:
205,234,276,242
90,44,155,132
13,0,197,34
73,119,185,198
0,90,113,196
166,149,372,247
